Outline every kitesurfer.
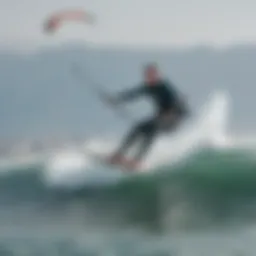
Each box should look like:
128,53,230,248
108,63,189,169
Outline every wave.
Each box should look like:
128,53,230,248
0,147,256,230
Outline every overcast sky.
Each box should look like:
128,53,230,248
1,0,256,50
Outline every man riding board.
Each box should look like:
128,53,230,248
107,63,189,170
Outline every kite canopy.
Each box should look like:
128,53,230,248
44,9,95,33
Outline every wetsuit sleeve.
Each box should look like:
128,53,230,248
164,80,190,117
168,81,190,117
115,85,146,103
168,82,179,101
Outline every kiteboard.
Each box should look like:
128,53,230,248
85,151,143,172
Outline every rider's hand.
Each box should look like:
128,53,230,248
102,94,120,107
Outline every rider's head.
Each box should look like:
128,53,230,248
144,63,160,85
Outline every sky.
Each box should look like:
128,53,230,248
1,0,256,50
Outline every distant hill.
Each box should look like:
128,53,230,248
0,44,256,139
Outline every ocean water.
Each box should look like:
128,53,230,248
0,147,256,256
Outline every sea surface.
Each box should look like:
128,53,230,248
0,146,255,255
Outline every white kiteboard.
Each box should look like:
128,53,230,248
83,148,145,172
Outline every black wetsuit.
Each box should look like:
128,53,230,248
114,79,188,161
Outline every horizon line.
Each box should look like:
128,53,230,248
1,40,256,54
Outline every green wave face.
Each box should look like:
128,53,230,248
1,147,256,231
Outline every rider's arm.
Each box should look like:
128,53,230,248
114,85,146,103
